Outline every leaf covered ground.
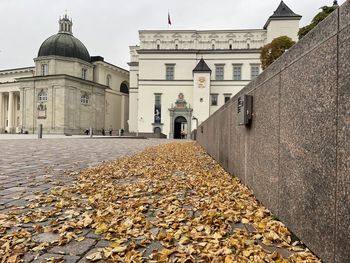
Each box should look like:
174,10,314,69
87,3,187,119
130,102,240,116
0,142,320,262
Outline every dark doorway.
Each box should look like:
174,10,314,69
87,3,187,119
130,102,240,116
174,116,187,139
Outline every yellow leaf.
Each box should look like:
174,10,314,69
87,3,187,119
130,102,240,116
7,255,17,263
241,218,249,224
243,250,253,257
158,248,174,261
76,236,85,242
112,245,127,253
86,251,103,261
225,255,234,263
95,223,108,235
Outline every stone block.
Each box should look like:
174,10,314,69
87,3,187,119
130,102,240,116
246,75,280,214
340,0,350,31
335,24,350,263
335,90,350,263
281,9,338,69
279,36,338,263
49,238,96,256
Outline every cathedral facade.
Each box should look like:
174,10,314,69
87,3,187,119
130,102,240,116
0,15,129,134
128,1,301,138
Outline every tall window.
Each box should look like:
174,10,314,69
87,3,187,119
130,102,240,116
106,74,112,87
251,64,260,79
38,90,48,102
41,64,48,76
233,64,242,80
81,93,89,104
211,94,218,106
224,94,231,103
154,94,162,123
82,68,87,80
165,64,175,80
215,65,224,80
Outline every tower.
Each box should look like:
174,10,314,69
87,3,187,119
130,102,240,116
192,58,211,125
264,1,302,42
58,14,73,35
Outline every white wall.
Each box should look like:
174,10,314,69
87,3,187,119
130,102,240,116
267,19,300,42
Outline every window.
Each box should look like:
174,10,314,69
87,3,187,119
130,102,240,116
215,65,224,80
211,94,218,106
233,64,242,80
41,64,48,76
38,90,47,102
82,68,87,80
81,93,89,104
251,64,260,79
212,44,215,50
154,94,162,123
106,74,112,87
224,94,231,103
165,64,175,80
229,44,232,50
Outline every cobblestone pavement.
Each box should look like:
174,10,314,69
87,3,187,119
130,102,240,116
0,137,171,216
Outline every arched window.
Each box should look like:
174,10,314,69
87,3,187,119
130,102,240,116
106,74,112,87
38,89,48,102
81,93,89,104
120,82,129,94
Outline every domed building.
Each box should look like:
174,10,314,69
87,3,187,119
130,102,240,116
0,15,129,134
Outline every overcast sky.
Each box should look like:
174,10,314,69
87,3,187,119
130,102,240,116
0,0,344,70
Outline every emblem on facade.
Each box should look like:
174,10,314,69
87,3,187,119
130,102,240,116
175,93,187,108
198,77,206,88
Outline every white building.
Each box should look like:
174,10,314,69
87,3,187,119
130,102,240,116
0,15,129,134
128,1,301,138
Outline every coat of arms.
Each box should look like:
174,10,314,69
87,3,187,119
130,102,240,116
198,77,206,88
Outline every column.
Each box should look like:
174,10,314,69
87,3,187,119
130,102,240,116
0,93,4,132
121,95,125,129
8,91,14,133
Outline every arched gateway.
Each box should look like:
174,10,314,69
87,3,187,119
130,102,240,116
169,93,192,139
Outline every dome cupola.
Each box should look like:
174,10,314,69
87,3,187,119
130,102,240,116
37,14,91,63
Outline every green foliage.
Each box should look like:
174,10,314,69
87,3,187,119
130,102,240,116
298,5,337,39
260,36,295,70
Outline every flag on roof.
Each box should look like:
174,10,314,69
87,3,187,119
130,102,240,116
168,12,172,25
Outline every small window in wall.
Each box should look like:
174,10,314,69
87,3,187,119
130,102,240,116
165,64,175,80
41,64,48,76
251,64,260,79
81,93,89,104
38,89,48,102
106,74,112,87
224,94,231,103
233,64,242,80
215,65,224,80
211,94,218,106
82,68,87,80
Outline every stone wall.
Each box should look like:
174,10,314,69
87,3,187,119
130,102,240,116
197,3,350,263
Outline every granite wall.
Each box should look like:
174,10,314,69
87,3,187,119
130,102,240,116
197,3,350,263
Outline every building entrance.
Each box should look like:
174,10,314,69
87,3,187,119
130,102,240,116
174,116,187,139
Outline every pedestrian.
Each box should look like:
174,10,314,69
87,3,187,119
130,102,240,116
109,128,112,136
101,128,105,136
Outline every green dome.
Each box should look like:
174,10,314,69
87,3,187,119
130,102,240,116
38,32,91,62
